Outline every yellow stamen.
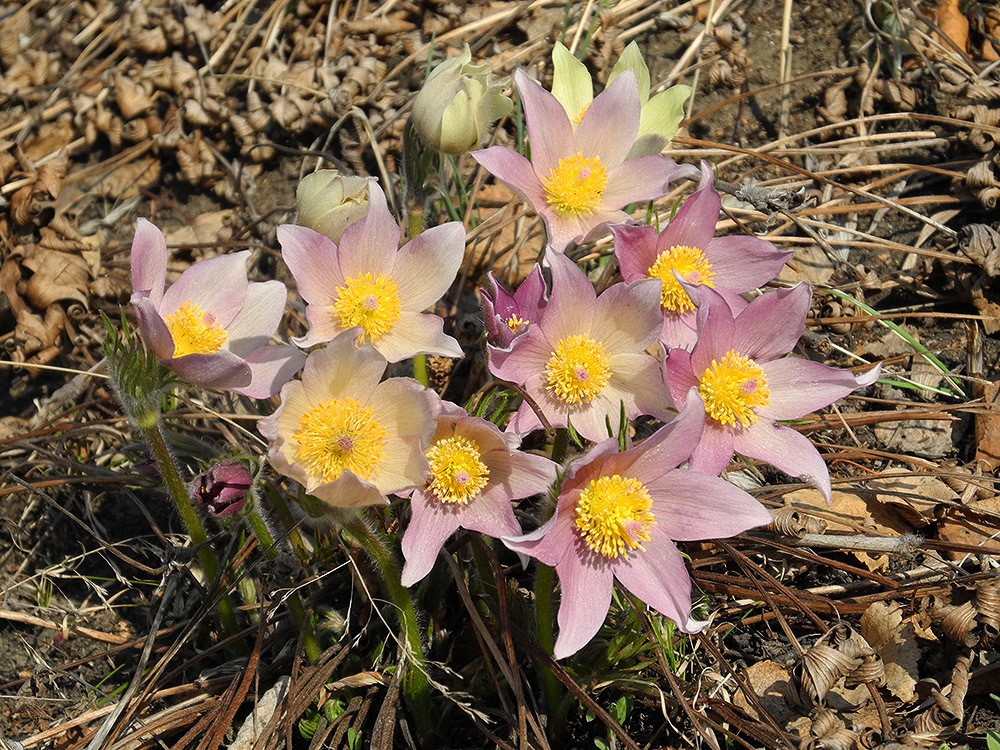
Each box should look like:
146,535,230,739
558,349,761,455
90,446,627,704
698,350,770,428
545,334,612,405
333,272,401,343
293,397,387,483
426,436,490,504
571,103,590,126
543,152,608,218
575,474,655,559
164,300,228,358
647,245,716,313
506,314,529,333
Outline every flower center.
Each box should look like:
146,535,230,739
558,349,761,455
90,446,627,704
425,436,490,504
574,474,655,559
543,152,608,218
647,245,716,313
164,300,228,358
544,334,612,405
698,350,771,428
506,314,529,333
292,397,387,483
332,272,401,343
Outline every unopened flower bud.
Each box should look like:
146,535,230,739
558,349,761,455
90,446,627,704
480,266,548,349
191,460,251,517
411,45,513,155
296,171,372,244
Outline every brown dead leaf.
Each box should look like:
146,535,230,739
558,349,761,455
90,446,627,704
779,243,836,285
21,119,75,162
860,602,920,702
732,660,797,724
974,380,1000,471
937,0,970,51
936,495,1000,559
90,156,161,200
871,471,958,527
162,210,234,248
21,248,90,308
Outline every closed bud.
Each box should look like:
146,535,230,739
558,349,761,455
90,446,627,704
411,45,513,155
296,171,372,244
191,460,252,517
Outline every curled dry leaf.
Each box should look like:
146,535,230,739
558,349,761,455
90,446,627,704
768,505,828,537
929,597,978,646
936,495,1000,558
860,602,919,702
20,248,90,309
959,223,1000,277
799,707,859,750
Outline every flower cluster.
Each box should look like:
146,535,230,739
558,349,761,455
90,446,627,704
121,42,881,662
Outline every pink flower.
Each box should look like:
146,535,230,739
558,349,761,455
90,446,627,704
129,219,305,398
258,334,438,509
664,284,882,500
480,265,548,349
613,162,793,350
191,460,252,517
277,183,466,362
472,70,697,254
490,253,670,443
504,399,773,659
400,401,558,586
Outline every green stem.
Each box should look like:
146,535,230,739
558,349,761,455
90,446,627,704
341,513,432,735
246,504,321,664
412,354,429,387
141,418,242,646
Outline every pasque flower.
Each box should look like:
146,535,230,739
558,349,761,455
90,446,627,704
504,399,773,659
490,253,670,442
296,170,372,244
191,459,252,517
664,284,881,500
258,334,438,509
129,218,305,397
400,400,558,586
277,182,466,362
551,41,691,158
613,162,793,350
480,265,548,349
473,69,697,253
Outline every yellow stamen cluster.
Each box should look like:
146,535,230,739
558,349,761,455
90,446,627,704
293,397,387,483
698,350,770,428
571,103,590,126
333,272,401,343
164,300,229,358
647,245,716,313
506,314,529,333
544,334,612,405
574,474,655,559
543,152,608,218
425,436,490,504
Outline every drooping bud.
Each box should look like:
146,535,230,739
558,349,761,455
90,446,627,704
296,171,372,244
191,460,252,517
411,45,513,155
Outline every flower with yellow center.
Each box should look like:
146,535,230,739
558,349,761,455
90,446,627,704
543,152,608,218
647,245,716,313
332,272,402,343
574,475,655,559
544,334,612,405
293,397,387,483
164,300,229,358
425,435,490,504
506,314,529,333
697,350,770,428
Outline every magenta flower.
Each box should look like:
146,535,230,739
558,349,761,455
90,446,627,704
613,162,793,350
129,219,305,398
480,265,548,349
504,399,773,659
664,284,881,500
400,400,558,586
191,459,252,518
472,69,697,253
490,253,670,442
258,334,438,509
277,183,466,362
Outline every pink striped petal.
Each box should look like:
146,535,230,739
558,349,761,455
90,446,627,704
130,218,167,307
277,224,346,305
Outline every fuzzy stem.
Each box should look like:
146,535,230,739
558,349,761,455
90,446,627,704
341,513,432,735
141,419,242,645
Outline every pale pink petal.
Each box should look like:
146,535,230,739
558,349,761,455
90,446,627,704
733,421,832,500
457,488,524,539
226,280,287,356
573,71,641,169
169,350,252,391
664,347,700,405
506,398,546,436
471,146,548,209
601,157,697,209
161,252,249,327
234,345,306,399
612,539,705,634
708,235,793,290
337,184,401,280
590,278,662,355
489,449,558,500
619,396,705,484
132,296,175,360
393,222,466,311
649,471,773,540
371,378,437,440
612,224,660,283
502,496,578,568
606,352,673,420
731,284,810,362
659,312,698,351
488,326,553,383
689,288,736,374
374,312,463,362
277,224,345,305
655,162,719,252
310,471,388,508
401,492,462,586
130,218,167,307
688,420,736,476
537,252,597,345
300,334,385,404
293,304,344,348
553,557,614,659
514,69,574,179
759,357,878,420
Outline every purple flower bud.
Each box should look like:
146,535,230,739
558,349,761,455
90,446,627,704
191,460,252,517
480,266,548,349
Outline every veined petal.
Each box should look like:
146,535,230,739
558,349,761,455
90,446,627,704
551,42,593,122
612,223,661,283
637,85,690,142
393,222,466,311
277,224,346,304
337,183,401,280
294,304,344,348
160,252,250,327
377,433,432,495
310,471,388,508
689,287,737,375
659,312,698,351
401,491,462,586
609,42,652,102
537,252,597,344
300,334,386,404
502,496,578,568
620,395,705,484
574,71,641,169
602,156,697,209
731,284,810,361
132,295,175,360
688,419,736,476
374,312,463,362
708,235,793,290
590,278,663,355
515,69,574,179
649,471,772,540
553,556,614,659
759,357,878,420
371,378,437,440
656,162,719,252
169,350,252,391
235,345,306,399
664,347,700,405
472,146,548,208
733,421,832,500
226,280,286,355
613,538,705,634
130,218,168,307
